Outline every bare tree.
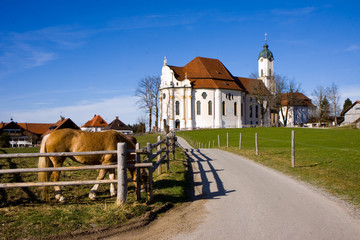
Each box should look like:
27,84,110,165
151,76,161,131
327,83,341,125
273,75,301,127
313,86,330,124
249,72,276,126
135,76,155,132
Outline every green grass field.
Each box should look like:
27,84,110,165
177,127,360,208
0,134,188,239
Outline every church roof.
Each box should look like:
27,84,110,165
168,57,250,91
258,43,274,62
82,115,108,127
234,77,270,95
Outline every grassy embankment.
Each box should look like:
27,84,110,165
0,134,188,239
177,127,360,208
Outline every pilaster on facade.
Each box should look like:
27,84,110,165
214,89,222,128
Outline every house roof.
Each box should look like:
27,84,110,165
0,121,54,135
103,117,132,131
168,56,268,92
42,118,80,136
82,115,108,128
234,77,270,95
341,100,360,116
281,92,315,107
17,123,54,135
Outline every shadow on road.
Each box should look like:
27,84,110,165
184,148,235,201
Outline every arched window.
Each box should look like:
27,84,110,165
222,101,226,115
208,101,212,115
175,101,180,115
255,105,259,118
261,69,264,77
196,101,201,115
241,103,243,117
250,105,253,118
269,69,272,76
234,102,237,116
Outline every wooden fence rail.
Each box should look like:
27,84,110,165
0,133,176,206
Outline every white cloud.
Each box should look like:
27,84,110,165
344,44,360,52
271,7,316,16
6,96,141,126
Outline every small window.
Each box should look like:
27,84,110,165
208,101,212,115
250,105,253,118
234,102,237,116
261,69,264,77
256,105,259,118
175,101,180,115
196,101,201,115
222,101,226,115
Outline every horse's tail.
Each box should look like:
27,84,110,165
38,134,52,201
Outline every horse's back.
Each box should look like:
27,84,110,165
45,129,135,152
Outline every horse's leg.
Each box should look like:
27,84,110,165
50,157,66,202
89,169,108,200
109,169,116,197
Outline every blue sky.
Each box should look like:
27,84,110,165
1,0,359,125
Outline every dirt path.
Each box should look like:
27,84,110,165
104,137,360,240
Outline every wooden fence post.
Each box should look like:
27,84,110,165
227,132,229,147
157,136,162,175
135,142,141,201
116,142,127,206
291,130,295,167
166,136,170,172
147,142,153,202
218,135,220,148
239,132,242,150
255,133,259,156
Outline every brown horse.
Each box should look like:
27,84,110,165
38,129,137,202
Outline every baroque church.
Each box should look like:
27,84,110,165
159,40,312,131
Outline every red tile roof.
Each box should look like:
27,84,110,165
82,115,108,128
0,122,53,135
168,56,266,91
281,92,315,107
17,123,54,135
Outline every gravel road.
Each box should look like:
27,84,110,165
107,136,360,240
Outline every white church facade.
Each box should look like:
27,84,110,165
159,42,276,131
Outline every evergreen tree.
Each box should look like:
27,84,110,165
342,98,352,113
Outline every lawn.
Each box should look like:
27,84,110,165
177,127,360,208
0,134,188,239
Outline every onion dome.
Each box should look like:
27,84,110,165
258,43,274,62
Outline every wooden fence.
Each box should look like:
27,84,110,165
0,134,176,206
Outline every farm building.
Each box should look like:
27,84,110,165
103,116,133,134
0,120,53,147
159,40,313,131
341,100,360,126
81,115,108,132
42,117,80,136
279,92,316,127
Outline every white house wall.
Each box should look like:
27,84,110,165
343,102,360,125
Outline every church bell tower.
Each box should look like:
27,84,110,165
258,33,275,93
